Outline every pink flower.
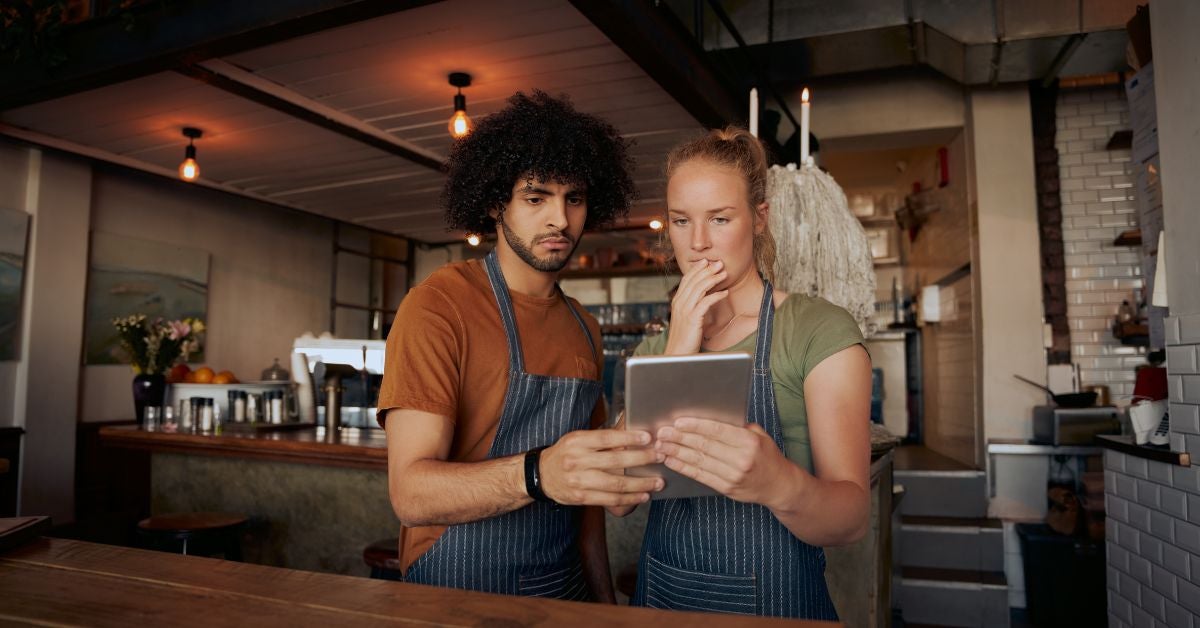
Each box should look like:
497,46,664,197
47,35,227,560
167,320,191,341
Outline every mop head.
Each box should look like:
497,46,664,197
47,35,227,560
768,164,877,336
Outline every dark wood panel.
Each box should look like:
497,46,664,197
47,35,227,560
100,425,387,470
0,538,820,627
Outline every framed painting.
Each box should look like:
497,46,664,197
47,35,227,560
0,207,31,361
84,232,210,365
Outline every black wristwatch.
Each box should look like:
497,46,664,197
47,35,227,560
524,446,557,504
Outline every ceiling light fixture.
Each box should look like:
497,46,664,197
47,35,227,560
178,127,202,182
466,233,481,247
648,219,664,231
447,72,474,140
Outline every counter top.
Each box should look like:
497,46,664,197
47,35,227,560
0,537,824,627
99,425,386,470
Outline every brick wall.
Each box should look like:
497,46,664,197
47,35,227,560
1057,85,1145,398
1103,313,1200,627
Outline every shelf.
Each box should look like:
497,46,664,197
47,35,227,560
1113,228,1142,247
1097,435,1190,467
560,265,677,280
1106,130,1133,151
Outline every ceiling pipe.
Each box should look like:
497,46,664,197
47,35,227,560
703,0,802,133
1041,33,1088,88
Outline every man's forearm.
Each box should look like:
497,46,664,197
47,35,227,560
393,454,531,527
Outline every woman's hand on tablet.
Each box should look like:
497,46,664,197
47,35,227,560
655,417,796,505
665,259,728,355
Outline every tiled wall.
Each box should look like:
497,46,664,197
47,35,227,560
1103,313,1200,627
1057,86,1145,398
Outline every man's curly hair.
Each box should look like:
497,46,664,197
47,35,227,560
442,90,636,234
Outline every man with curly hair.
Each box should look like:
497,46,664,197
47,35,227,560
377,91,663,602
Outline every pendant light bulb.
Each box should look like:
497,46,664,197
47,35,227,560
447,72,473,139
179,127,202,182
466,233,482,247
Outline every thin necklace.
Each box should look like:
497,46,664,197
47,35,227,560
703,310,754,341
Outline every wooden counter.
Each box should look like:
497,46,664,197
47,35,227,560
99,424,386,470
0,537,830,627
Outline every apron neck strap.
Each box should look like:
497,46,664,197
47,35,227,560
754,280,775,370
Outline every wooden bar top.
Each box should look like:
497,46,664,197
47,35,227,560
0,538,830,627
99,424,387,470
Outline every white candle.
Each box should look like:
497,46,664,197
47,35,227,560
800,87,810,164
749,88,759,137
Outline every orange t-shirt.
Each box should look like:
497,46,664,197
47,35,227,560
376,258,606,572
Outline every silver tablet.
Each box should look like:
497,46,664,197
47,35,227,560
624,352,753,500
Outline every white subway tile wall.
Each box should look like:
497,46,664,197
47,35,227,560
1058,86,1146,397
1105,313,1200,627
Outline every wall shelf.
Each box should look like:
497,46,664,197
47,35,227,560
1112,228,1142,247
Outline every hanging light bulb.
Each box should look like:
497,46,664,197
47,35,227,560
648,219,664,231
447,72,474,139
178,127,202,182
466,233,481,247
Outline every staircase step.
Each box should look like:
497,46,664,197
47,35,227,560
898,567,1009,628
899,516,1005,571
895,470,988,518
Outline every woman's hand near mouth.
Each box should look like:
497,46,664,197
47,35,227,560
665,259,728,355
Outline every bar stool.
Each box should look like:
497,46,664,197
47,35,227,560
137,512,247,559
362,538,403,581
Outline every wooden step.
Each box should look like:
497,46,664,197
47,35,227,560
898,516,1005,571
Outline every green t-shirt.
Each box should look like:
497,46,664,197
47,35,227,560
633,294,865,473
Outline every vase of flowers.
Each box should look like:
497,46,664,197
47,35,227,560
112,315,205,426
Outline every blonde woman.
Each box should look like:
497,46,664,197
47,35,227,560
614,127,871,619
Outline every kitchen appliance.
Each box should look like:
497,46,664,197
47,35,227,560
1032,405,1121,445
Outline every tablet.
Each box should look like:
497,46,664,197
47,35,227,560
623,352,753,500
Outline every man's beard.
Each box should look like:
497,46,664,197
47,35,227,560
498,219,578,272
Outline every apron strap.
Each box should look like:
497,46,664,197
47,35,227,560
484,250,526,373
558,287,598,364
484,250,598,372
754,280,775,371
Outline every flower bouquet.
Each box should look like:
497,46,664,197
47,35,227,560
112,315,205,425
111,314,205,374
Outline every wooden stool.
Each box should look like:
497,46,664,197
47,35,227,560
137,512,247,560
362,538,403,581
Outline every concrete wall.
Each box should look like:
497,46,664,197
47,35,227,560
11,148,92,523
1057,85,1144,399
970,86,1048,446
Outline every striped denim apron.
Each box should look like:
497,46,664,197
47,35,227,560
404,251,602,600
632,281,839,619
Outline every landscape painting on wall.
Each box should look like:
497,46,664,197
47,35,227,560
84,232,209,365
0,207,31,361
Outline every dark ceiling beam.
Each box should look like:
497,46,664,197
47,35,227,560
0,0,442,111
568,0,742,129
177,62,444,173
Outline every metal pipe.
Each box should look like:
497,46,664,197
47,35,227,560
703,0,802,133
1041,33,1087,88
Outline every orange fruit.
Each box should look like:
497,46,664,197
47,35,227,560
212,371,238,385
166,363,191,384
183,370,197,383
192,366,215,384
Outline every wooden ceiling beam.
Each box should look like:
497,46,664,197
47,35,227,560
0,0,442,112
178,61,444,172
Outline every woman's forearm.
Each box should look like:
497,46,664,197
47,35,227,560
765,463,870,547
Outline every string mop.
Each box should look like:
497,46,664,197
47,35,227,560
768,163,877,337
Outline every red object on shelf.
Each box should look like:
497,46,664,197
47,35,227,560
1133,366,1167,401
